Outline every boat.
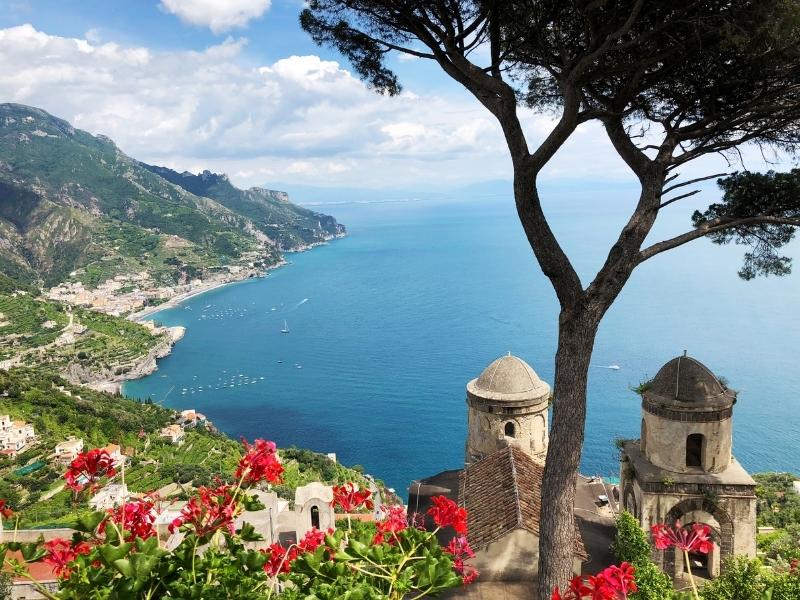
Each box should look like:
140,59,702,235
281,320,290,333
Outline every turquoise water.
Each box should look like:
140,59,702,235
125,190,800,495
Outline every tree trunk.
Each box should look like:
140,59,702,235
537,311,599,600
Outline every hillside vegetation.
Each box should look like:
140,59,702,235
0,103,344,289
0,291,166,383
0,368,373,528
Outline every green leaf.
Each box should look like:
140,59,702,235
237,522,264,542
72,511,107,534
112,558,133,578
99,542,132,566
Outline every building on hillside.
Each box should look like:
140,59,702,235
0,419,36,457
89,484,128,511
54,437,84,462
179,409,207,429
619,353,757,581
10,421,35,441
159,424,185,445
234,483,337,548
103,443,124,465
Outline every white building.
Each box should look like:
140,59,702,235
55,438,84,463
159,424,185,445
89,484,129,511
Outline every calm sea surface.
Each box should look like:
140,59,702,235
124,190,800,495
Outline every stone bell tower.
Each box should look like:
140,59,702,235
619,353,757,581
465,354,550,466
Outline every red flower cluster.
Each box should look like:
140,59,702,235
444,535,479,585
651,520,713,554
101,499,157,541
236,438,284,485
373,504,408,545
331,483,373,513
43,538,92,579
0,499,13,520
64,448,116,493
262,528,330,576
427,495,468,535
169,484,238,537
552,563,638,600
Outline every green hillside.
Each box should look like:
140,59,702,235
0,103,344,289
0,291,166,383
0,368,375,528
141,165,345,250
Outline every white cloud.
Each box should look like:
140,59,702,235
0,23,772,191
159,0,271,34
84,28,102,44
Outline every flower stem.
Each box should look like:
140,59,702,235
684,549,700,600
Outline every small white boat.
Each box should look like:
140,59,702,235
607,364,621,370
281,320,290,334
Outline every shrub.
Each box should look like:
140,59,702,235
613,511,674,600
700,556,767,600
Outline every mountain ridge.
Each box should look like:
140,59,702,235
0,103,345,289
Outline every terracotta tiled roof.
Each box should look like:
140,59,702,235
459,445,587,560
3,550,58,583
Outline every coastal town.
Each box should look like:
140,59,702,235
45,261,267,320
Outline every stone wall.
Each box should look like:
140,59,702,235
465,400,547,465
642,411,732,474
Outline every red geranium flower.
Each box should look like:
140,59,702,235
551,563,637,600
296,527,328,553
444,535,479,585
651,520,713,554
427,495,468,534
236,439,283,485
373,504,408,545
43,538,91,579
100,499,156,541
168,484,239,538
0,499,13,519
64,449,116,493
262,542,297,577
331,483,373,513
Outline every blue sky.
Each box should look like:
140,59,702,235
0,0,784,191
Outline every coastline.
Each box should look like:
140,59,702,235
127,274,268,323
110,232,346,394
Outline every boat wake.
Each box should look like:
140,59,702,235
593,364,621,370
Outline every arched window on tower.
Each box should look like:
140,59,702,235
310,505,320,529
686,434,704,469
504,422,516,438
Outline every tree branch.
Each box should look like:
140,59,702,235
660,173,727,196
639,216,800,262
659,189,700,209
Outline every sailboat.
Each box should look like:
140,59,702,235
281,320,290,334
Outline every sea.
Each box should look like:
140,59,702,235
124,185,800,496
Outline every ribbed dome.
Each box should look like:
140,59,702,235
467,355,550,402
648,355,733,405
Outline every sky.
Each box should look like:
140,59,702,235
0,0,792,192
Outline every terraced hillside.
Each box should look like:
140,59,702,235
0,368,378,528
0,103,344,289
0,292,166,383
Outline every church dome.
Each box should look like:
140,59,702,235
467,354,550,403
647,355,735,407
